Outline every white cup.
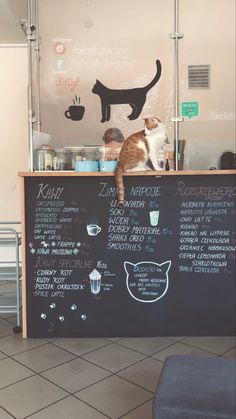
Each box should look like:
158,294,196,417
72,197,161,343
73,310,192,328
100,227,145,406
149,210,160,226
90,277,101,294
87,224,102,236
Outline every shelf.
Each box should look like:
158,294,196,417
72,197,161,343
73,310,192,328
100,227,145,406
0,223,22,333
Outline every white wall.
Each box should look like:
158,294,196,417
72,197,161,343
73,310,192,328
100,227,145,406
179,0,236,169
0,46,28,222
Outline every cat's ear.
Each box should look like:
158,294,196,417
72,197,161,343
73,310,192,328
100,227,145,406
159,260,171,274
124,261,135,275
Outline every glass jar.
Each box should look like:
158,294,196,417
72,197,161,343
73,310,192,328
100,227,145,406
53,148,72,170
35,145,53,171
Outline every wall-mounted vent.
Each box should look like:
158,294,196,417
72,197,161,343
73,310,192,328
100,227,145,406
188,65,211,89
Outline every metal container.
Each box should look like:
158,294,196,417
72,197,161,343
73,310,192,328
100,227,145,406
64,146,101,169
35,145,53,171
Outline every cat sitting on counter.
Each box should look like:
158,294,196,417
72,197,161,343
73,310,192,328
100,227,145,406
115,116,167,207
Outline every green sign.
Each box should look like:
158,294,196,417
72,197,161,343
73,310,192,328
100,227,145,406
182,102,199,118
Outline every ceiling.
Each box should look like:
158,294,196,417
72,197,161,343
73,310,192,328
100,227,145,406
0,0,27,43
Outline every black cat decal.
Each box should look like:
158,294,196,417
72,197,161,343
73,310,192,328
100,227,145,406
92,59,162,122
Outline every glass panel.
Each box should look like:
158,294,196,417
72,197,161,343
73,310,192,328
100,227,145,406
37,0,174,154
179,0,235,170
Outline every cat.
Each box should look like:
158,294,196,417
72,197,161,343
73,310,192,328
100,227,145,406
92,59,162,122
115,116,167,207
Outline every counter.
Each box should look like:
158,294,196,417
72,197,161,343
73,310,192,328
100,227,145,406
19,170,236,338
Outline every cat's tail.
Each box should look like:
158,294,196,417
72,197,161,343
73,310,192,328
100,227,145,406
144,59,162,92
115,164,125,208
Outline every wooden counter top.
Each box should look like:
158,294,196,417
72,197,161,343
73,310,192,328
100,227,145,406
18,170,236,177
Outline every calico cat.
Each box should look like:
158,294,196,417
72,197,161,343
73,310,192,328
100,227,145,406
115,116,167,207
92,59,162,122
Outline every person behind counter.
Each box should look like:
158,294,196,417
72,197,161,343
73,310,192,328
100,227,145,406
102,127,124,161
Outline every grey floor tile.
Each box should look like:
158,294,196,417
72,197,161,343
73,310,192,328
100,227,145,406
26,395,109,419
0,313,17,321
117,357,163,392
152,341,217,362
3,316,19,327
82,343,146,373
0,406,14,418
0,320,14,338
0,351,7,360
0,375,67,419
41,357,111,393
0,358,34,389
106,337,122,342
75,375,152,418
121,399,153,419
222,347,236,359
117,337,180,355
12,343,76,373
0,316,9,320
52,338,111,356
182,336,236,355
0,334,48,356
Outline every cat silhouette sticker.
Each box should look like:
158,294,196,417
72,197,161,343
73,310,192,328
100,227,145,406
124,260,171,303
92,59,162,122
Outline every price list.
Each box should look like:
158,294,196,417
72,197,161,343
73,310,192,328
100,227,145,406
24,174,236,337
175,180,236,276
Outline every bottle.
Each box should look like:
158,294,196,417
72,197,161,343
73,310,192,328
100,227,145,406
157,147,166,170
165,159,170,171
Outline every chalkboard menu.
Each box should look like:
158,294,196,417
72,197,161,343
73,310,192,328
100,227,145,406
24,174,236,337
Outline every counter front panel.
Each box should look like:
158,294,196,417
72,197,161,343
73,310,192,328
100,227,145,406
21,173,236,337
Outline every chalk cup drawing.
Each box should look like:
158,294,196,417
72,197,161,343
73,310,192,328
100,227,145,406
65,95,85,121
124,260,171,303
87,224,102,236
149,210,160,226
89,269,102,294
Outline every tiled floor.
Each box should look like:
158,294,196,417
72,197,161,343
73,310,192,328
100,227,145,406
0,314,235,419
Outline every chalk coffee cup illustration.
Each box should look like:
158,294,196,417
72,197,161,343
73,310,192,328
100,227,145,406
89,269,101,294
87,224,102,236
149,210,160,226
65,105,85,121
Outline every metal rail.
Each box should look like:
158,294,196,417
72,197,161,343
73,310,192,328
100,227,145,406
170,0,184,170
0,226,21,332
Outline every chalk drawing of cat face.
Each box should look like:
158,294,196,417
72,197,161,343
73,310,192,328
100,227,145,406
124,260,171,303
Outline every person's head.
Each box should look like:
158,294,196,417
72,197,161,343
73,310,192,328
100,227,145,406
103,128,124,145
220,151,236,169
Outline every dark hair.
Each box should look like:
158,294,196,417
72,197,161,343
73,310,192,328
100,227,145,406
220,152,236,169
103,128,124,144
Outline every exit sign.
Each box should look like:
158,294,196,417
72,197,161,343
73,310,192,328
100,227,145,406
182,102,199,118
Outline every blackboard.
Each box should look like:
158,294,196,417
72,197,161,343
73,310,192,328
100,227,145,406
24,174,236,337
